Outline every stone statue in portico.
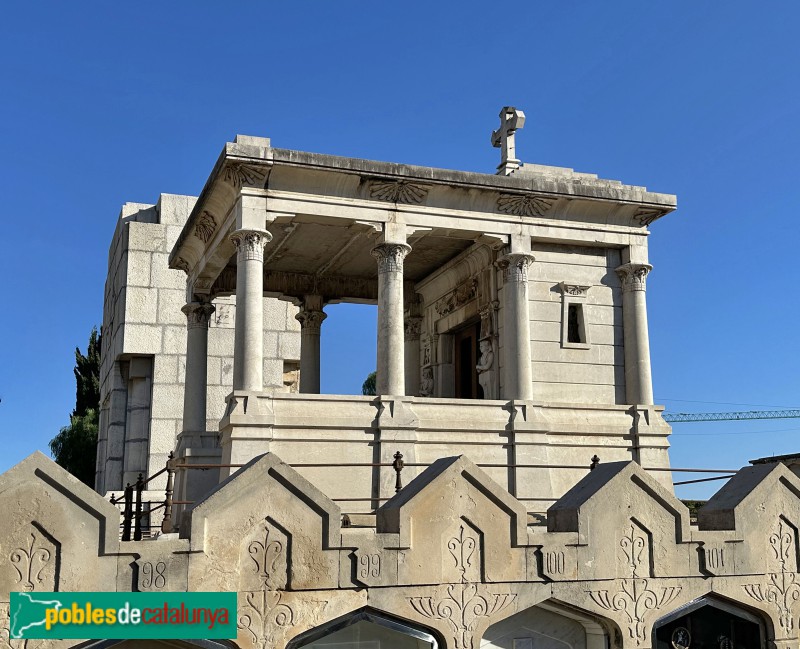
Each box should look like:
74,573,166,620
419,366,434,397
476,337,497,399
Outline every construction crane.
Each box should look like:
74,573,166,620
662,409,800,423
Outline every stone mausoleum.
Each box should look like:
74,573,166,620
2,110,800,649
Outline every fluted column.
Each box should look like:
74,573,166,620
295,295,326,394
371,242,411,395
499,253,535,400
230,229,271,392
616,263,654,405
181,301,216,433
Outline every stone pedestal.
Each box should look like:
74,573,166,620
372,243,411,396
616,263,654,405
499,253,535,401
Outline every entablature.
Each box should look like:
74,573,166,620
169,135,677,297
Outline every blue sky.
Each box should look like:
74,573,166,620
1,2,798,500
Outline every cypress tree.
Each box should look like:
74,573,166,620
50,327,102,486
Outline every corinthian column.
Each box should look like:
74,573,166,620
230,229,271,392
181,301,216,433
371,242,411,395
499,253,535,401
295,295,327,394
616,263,654,405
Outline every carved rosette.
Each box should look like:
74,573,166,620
193,211,217,243
182,302,216,330
496,253,534,284
230,230,272,263
371,243,411,274
221,162,268,190
744,519,800,634
588,522,680,642
616,263,652,293
404,317,422,341
368,179,430,204
497,193,553,217
295,309,327,335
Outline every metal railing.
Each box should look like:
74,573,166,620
110,452,176,541
110,452,740,539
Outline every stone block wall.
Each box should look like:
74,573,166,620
527,243,625,405
3,450,799,649
97,194,300,494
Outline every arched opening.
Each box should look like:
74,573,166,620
480,600,610,649
653,596,766,649
287,608,439,649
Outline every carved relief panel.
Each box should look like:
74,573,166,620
0,524,59,595
743,517,800,635
239,517,289,592
588,520,681,643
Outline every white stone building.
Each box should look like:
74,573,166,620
96,194,301,495
2,111,797,649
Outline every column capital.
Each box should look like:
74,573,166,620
616,263,653,293
371,242,411,274
296,308,327,335
404,316,422,342
181,302,216,329
496,253,535,283
229,229,272,263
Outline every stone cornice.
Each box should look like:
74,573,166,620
169,139,677,279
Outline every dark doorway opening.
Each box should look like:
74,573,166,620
454,322,481,399
654,597,764,649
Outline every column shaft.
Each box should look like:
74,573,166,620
230,229,271,392
181,301,215,432
296,295,326,394
372,243,411,395
617,263,654,405
500,254,534,401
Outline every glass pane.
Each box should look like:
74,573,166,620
300,620,433,649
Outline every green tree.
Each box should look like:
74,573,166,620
73,327,101,417
361,371,376,396
50,327,102,486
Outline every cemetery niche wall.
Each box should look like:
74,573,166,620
2,110,796,649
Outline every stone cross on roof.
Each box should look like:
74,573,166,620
491,106,526,176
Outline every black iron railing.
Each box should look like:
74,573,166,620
110,453,738,540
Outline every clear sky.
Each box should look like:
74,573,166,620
1,1,798,500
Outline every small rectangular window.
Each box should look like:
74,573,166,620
567,304,583,343
559,283,591,349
